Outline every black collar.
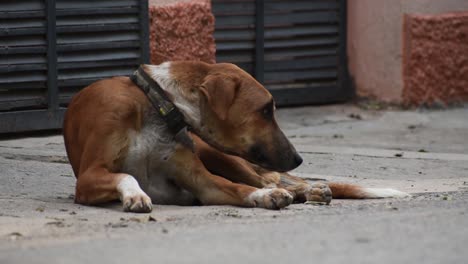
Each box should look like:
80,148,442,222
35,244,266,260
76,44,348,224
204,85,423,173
130,66,194,149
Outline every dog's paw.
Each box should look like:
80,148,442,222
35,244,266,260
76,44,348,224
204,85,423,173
117,175,153,213
248,188,293,210
304,182,332,205
122,193,153,213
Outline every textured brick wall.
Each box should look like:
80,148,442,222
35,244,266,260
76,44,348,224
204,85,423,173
403,12,468,106
148,0,215,65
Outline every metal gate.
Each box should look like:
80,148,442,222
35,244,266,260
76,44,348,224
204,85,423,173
0,0,149,133
212,0,349,106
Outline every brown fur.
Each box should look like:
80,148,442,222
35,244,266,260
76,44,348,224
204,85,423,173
63,77,148,204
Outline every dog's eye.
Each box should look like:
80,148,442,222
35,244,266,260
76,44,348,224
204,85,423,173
262,103,274,119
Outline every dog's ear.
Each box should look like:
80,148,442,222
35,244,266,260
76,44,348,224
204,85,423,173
199,74,238,121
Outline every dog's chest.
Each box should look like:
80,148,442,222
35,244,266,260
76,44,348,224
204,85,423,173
122,121,196,204
122,119,175,183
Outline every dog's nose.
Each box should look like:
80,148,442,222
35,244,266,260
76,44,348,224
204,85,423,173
293,152,303,167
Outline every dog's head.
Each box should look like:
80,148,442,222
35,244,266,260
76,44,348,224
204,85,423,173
143,62,302,172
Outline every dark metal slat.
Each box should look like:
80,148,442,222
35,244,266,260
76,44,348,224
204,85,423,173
215,15,255,29
0,28,46,37
56,15,139,27
139,0,150,64
57,31,140,44
58,67,135,81
0,72,47,83
255,0,264,83
56,7,138,16
264,69,337,84
216,52,254,63
0,10,45,19
0,35,46,47
265,25,339,39
216,41,254,51
0,54,47,65
265,1,339,13
265,11,339,26
0,46,46,55
264,36,339,49
57,49,140,63
338,0,351,100
214,29,255,41
1,18,46,29
56,0,139,9
58,59,138,70
212,2,254,15
264,56,338,71
58,78,121,88
56,24,139,33
0,64,47,73
0,0,44,12
57,41,139,52
0,81,45,90
264,46,338,60
46,0,58,112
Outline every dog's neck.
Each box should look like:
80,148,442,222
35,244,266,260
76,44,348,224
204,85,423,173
144,63,202,132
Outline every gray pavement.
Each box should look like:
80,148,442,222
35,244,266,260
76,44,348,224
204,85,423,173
0,104,467,264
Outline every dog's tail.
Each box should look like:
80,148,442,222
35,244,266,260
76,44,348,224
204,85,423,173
328,182,409,199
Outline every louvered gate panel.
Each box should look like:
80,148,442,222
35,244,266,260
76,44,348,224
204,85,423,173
0,0,48,112
213,1,256,74
0,0,149,133
213,0,349,106
56,0,146,105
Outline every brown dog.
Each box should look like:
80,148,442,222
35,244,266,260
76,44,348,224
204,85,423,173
63,61,408,213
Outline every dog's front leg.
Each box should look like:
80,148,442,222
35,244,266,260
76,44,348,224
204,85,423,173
167,144,293,210
191,133,280,188
75,167,153,213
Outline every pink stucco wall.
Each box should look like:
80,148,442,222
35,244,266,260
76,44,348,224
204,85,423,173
403,12,468,106
348,0,468,104
148,0,215,65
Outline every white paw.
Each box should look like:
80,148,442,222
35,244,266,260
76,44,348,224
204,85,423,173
117,175,153,213
247,188,293,210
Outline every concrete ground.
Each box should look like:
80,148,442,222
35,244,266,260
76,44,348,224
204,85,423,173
0,104,467,264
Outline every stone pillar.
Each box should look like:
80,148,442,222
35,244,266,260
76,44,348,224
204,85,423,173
403,12,468,106
148,0,215,65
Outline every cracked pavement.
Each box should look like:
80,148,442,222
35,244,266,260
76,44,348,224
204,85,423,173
0,104,467,264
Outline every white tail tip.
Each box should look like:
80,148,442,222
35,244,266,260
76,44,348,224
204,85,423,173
362,188,411,198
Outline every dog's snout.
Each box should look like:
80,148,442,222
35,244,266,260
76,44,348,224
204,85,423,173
293,152,303,167
277,151,302,172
